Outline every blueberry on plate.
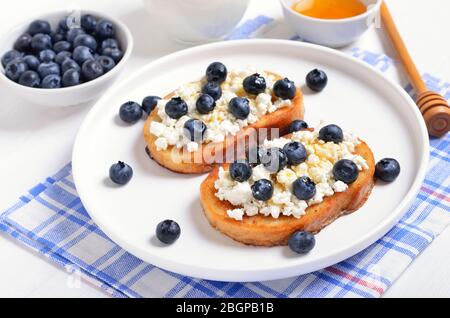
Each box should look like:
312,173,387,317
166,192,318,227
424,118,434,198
288,231,315,254
18,71,40,87
109,161,133,185
375,158,400,182
119,101,143,123
66,28,85,43
72,46,94,65
38,49,56,63
95,20,115,39
41,74,62,89
288,120,308,133
141,96,161,115
61,58,80,73
243,73,266,95
229,160,252,182
228,97,250,120
27,20,51,36
14,33,32,53
206,61,227,83
101,38,120,51
283,141,307,165
251,179,274,201
22,55,40,71
318,124,343,143
165,97,188,119
55,51,72,65
1,50,23,67
293,176,316,200
156,220,181,244
37,62,60,79
333,159,359,184
261,147,288,173
53,40,72,53
306,69,328,92
31,33,52,52
81,14,98,34
73,34,98,51
202,81,222,101
183,119,207,142
196,94,216,114
101,47,123,63
95,55,115,73
81,59,104,81
5,60,28,82
273,78,296,100
62,69,81,87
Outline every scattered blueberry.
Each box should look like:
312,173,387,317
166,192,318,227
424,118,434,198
165,97,188,119
283,142,307,166
62,69,80,87
183,119,207,142
333,159,359,184
288,120,308,133
229,160,252,182
61,58,80,73
18,71,40,87
101,38,120,51
22,55,40,70
73,34,97,51
141,96,161,115
66,28,85,43
261,147,288,173
81,14,97,33
95,55,115,73
288,231,315,254
1,50,23,67
27,20,51,35
38,49,56,62
53,41,72,53
196,94,216,114
293,176,316,200
375,158,400,182
37,62,60,79
243,73,266,95
119,101,142,123
72,46,94,65
251,179,274,201
202,81,222,101
273,78,296,100
96,20,115,39
14,34,32,53
109,161,133,185
55,51,72,65
228,97,250,120
206,61,227,83
41,74,62,89
156,220,181,244
318,124,343,143
5,60,28,81
306,69,328,92
101,47,123,63
81,59,103,81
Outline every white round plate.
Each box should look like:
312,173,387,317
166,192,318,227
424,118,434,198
73,40,429,282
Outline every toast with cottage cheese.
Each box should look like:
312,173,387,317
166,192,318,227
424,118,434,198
200,129,375,246
143,69,304,174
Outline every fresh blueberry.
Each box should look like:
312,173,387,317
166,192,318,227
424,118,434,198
31,33,52,52
101,47,123,63
273,78,296,100
95,20,115,39
18,71,40,87
293,176,316,200
196,94,216,114
375,158,400,182
228,97,250,120
95,55,115,73
101,38,120,52
55,51,72,65
283,142,307,166
41,74,62,89
183,119,207,142
243,73,266,95
38,49,56,62
62,69,80,87
306,69,328,92
72,46,94,65
261,147,288,173
206,61,227,83
81,59,104,81
73,34,98,51
318,124,343,143
37,62,60,78
66,28,85,43
288,120,308,133
58,16,71,32
14,33,32,53
53,40,72,53
156,220,181,244
5,60,28,82
27,20,51,35
333,159,359,184
51,31,66,43
201,81,222,101
165,97,188,119
61,58,80,73
22,55,40,71
251,179,274,201
1,50,23,67
119,101,143,123
288,231,315,254
229,160,252,182
141,96,161,115
81,14,98,33
109,161,133,185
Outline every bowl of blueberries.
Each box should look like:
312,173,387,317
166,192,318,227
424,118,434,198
0,10,133,107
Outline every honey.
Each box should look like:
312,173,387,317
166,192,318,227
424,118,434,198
292,0,367,20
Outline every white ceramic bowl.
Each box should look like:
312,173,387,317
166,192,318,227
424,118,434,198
0,10,133,107
280,0,382,48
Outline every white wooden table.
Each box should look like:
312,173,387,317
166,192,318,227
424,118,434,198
0,0,449,297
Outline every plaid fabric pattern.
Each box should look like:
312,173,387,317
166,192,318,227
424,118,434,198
1,15,449,298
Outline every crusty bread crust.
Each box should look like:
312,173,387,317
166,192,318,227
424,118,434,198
200,139,375,246
143,73,304,174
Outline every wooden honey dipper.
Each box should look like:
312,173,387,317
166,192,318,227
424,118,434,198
381,1,450,137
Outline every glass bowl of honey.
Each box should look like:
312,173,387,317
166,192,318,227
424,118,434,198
280,0,382,48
